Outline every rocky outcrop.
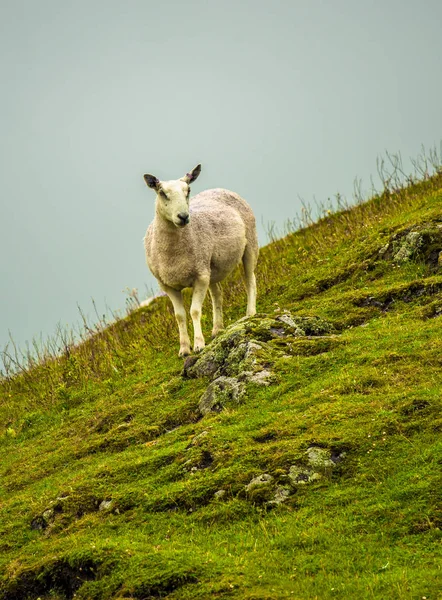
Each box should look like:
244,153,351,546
379,222,442,268
243,446,347,507
182,312,335,416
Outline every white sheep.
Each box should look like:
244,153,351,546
143,164,258,357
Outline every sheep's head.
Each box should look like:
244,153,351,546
144,164,201,228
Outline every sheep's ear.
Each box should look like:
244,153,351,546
144,174,160,190
181,164,201,184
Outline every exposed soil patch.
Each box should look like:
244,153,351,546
253,431,278,443
353,279,442,312
1,557,100,600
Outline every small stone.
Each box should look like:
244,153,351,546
288,465,322,486
30,516,47,530
214,489,226,500
245,473,274,492
378,243,390,257
266,487,291,507
277,314,305,336
198,376,244,415
42,508,54,521
99,500,113,511
305,446,335,469
249,369,274,386
246,341,263,353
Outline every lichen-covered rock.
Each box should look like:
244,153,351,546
99,500,113,511
305,446,336,469
183,312,335,382
288,465,323,485
246,369,274,386
198,376,245,415
266,487,292,507
245,473,274,492
30,516,47,530
42,508,55,521
379,222,442,268
183,312,335,417
245,477,293,507
245,473,275,504
288,446,346,486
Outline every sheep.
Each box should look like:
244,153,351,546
143,164,258,357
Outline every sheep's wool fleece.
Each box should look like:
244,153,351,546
144,189,258,290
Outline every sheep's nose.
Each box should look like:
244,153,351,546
177,212,189,225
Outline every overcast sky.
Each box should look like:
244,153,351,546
1,0,441,352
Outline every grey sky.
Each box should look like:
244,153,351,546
1,0,441,352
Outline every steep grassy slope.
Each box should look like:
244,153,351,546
1,173,442,599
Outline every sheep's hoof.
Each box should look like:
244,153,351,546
193,339,205,353
211,328,224,339
179,346,191,358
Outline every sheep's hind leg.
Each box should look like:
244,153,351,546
190,277,210,352
162,285,191,357
209,282,224,338
242,246,257,317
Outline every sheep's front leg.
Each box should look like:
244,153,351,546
163,286,191,357
209,282,224,338
190,278,210,353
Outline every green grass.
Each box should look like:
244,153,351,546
1,165,442,599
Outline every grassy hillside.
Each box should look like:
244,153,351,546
1,164,442,599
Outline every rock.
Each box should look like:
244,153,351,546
288,446,347,486
245,473,274,504
245,473,274,492
42,508,55,521
266,487,292,507
198,377,245,415
30,516,47,530
99,499,113,511
183,312,335,382
379,222,442,268
214,490,226,500
305,446,336,469
183,312,335,417
288,465,322,485
277,313,306,336
247,369,274,386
